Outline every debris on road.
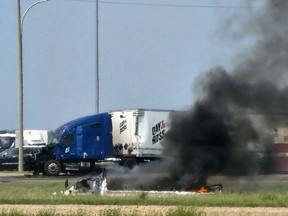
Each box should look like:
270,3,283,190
188,184,223,193
60,168,223,196
62,170,107,195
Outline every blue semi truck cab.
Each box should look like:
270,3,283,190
28,113,112,176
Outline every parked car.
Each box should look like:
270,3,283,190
0,147,42,171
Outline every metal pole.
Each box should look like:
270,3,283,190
17,0,49,172
17,0,24,172
21,0,49,27
96,0,99,113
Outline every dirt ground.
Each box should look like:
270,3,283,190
1,205,288,216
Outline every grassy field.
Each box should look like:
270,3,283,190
1,173,288,215
1,179,288,207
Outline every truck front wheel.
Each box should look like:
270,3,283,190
44,160,61,176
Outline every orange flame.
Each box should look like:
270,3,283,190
190,186,208,193
188,184,223,193
197,186,208,193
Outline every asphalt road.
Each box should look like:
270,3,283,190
0,172,84,182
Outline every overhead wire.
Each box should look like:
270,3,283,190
60,0,263,9
99,1,260,9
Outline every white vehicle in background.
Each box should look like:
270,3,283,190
15,130,48,147
0,130,48,153
0,133,16,153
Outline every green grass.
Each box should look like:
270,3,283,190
1,174,288,216
2,172,288,209
1,181,288,207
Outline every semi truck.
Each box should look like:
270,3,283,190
273,128,288,172
28,109,171,176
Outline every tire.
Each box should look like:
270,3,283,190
90,162,103,174
44,160,61,176
123,158,137,169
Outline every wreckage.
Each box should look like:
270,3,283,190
188,184,223,193
63,170,107,195
61,169,222,196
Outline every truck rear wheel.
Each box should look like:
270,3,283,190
123,158,137,169
44,160,61,176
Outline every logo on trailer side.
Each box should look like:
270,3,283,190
152,120,166,144
119,119,127,134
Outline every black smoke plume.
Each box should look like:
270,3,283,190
161,0,288,190
107,0,288,191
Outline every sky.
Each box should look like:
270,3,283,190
0,0,264,131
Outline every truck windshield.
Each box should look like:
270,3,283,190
49,133,62,144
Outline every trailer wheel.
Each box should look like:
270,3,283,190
44,160,61,176
123,158,137,169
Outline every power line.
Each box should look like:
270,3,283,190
61,0,262,9
99,0,262,9
56,0,97,2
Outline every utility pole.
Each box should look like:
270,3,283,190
17,0,49,172
96,0,99,113
17,0,24,172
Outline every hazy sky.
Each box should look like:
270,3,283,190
0,0,263,130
